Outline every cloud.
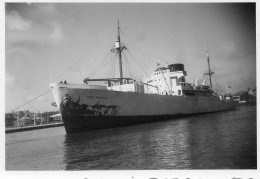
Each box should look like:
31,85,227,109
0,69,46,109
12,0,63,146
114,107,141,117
6,4,64,49
34,3,57,15
50,23,63,41
6,10,32,30
5,73,15,86
6,46,29,56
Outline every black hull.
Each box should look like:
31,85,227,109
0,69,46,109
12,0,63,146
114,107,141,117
59,98,237,134
60,108,235,134
61,114,178,134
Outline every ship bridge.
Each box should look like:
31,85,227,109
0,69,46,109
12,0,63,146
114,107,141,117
143,63,212,97
143,63,187,96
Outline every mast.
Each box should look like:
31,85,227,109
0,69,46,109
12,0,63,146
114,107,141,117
117,21,123,83
111,20,126,84
207,51,213,90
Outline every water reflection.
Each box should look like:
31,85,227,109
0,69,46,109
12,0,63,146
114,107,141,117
186,108,256,169
6,106,255,170
62,119,193,169
62,107,256,170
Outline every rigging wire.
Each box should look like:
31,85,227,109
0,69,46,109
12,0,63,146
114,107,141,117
123,52,136,80
107,53,116,78
197,64,228,94
11,90,51,112
112,53,117,78
99,52,117,78
125,49,147,79
123,52,142,81
122,52,131,78
106,53,117,78
212,75,226,93
11,28,116,112
105,53,113,77
121,27,153,70
125,43,149,74
76,62,84,81
87,50,112,78
54,29,115,81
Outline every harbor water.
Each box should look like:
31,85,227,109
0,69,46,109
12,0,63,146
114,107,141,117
6,105,256,170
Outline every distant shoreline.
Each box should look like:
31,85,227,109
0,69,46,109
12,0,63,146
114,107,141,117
5,122,64,134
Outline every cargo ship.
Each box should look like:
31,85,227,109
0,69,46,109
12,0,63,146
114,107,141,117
50,22,236,134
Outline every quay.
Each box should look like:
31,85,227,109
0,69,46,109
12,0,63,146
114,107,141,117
5,122,64,133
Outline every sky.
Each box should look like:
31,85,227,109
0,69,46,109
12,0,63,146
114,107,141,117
5,2,256,113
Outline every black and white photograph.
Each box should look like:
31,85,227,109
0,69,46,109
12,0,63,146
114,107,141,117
3,1,258,179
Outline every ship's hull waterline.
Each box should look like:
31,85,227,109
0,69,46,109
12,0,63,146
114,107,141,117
50,83,236,134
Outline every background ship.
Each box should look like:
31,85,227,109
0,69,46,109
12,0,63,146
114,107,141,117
50,22,236,134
